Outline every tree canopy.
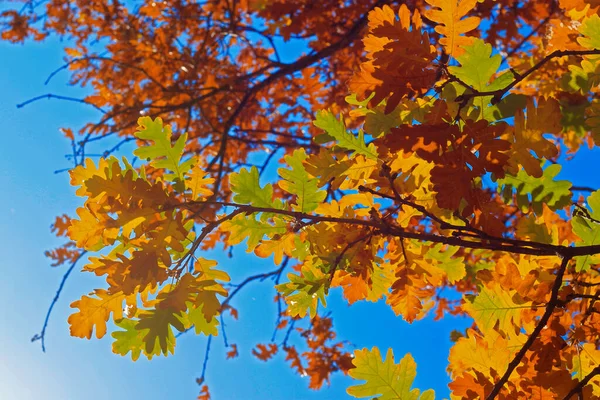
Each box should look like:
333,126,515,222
5,0,600,398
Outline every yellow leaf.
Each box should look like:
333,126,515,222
68,205,118,251
185,163,214,200
462,285,531,338
255,232,296,265
347,347,435,399
68,289,130,339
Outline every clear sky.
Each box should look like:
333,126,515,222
2,30,600,400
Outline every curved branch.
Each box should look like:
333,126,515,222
17,94,106,113
31,250,87,352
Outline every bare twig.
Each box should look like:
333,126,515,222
31,251,87,352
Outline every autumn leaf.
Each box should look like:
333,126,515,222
313,110,378,160
570,343,600,396
226,344,239,359
497,163,572,214
347,347,435,399
507,97,560,178
350,4,437,112
69,157,114,197
185,163,215,200
277,149,326,213
448,39,515,120
572,190,600,271
133,117,194,189
155,273,217,313
112,318,146,361
463,285,531,338
252,343,278,361
187,303,219,336
423,244,466,284
254,232,296,265
222,213,288,251
578,14,600,55
198,385,211,400
277,261,328,318
194,258,230,283
448,329,515,379
424,0,480,57
67,205,118,251
68,289,130,339
136,307,186,356
229,166,284,209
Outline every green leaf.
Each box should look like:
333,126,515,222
133,117,194,190
578,15,600,54
497,163,572,214
346,94,439,137
135,308,186,356
347,347,435,400
230,166,284,209
573,190,600,271
222,213,288,251
313,110,378,160
277,149,327,213
562,61,600,94
426,244,465,284
112,318,146,361
516,214,554,244
462,286,527,337
276,261,328,318
448,39,514,120
560,98,589,136
186,303,219,336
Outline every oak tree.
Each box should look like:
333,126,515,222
5,0,600,398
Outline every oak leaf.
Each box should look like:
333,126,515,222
350,4,437,113
463,285,531,338
252,343,278,361
277,149,326,213
229,166,284,209
347,347,435,399
68,289,130,339
133,117,194,189
313,110,378,160
424,0,480,57
135,307,186,356
111,318,146,361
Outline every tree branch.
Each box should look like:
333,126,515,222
450,49,600,104
486,255,572,400
177,200,600,259
31,251,87,352
564,365,600,399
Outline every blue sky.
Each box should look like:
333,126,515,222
3,29,600,400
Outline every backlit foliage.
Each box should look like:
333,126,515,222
7,0,600,398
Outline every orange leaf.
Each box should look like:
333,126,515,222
350,4,437,112
226,344,239,359
424,0,480,57
68,289,130,339
252,343,278,361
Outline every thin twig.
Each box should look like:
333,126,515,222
31,251,87,352
17,94,106,113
